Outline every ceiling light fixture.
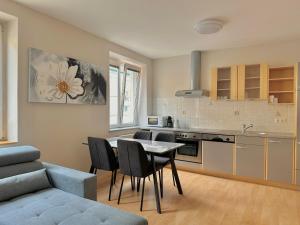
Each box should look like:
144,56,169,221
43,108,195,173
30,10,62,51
194,19,223,34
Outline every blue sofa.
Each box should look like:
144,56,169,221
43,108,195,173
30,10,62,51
0,146,147,225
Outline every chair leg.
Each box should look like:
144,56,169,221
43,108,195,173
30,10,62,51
158,170,161,184
118,175,125,204
131,176,136,190
94,169,97,174
173,174,176,186
137,178,141,192
160,169,164,198
89,166,94,174
140,178,145,211
114,170,117,184
108,171,114,201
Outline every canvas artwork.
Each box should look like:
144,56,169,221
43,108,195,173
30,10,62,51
29,48,106,104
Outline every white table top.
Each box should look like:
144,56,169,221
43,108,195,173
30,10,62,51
107,137,184,154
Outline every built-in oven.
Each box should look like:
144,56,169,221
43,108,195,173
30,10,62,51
175,132,202,164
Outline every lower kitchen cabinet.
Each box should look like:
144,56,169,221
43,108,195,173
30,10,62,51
267,138,293,184
236,144,265,179
202,141,233,174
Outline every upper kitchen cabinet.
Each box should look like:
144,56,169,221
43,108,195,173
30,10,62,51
237,64,268,100
210,66,238,100
268,65,296,104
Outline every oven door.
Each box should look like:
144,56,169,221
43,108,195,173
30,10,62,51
175,139,202,164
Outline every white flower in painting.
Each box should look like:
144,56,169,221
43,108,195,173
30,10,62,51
35,61,84,102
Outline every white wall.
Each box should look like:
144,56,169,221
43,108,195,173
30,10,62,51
0,0,152,170
153,40,300,133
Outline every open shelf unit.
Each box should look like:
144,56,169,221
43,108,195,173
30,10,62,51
211,66,238,101
237,64,268,100
217,67,231,100
244,64,261,99
268,66,295,103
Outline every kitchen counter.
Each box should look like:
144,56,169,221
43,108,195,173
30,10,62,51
141,126,296,139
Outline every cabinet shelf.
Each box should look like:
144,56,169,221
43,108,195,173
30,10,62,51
245,87,260,90
269,78,294,81
217,88,230,91
245,76,260,80
217,79,230,82
269,91,293,94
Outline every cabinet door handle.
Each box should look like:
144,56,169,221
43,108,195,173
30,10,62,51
268,140,281,143
236,146,248,149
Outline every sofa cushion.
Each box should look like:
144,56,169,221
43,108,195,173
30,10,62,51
0,146,40,167
0,169,51,201
0,161,44,179
0,188,147,225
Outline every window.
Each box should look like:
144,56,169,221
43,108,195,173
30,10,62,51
109,64,140,128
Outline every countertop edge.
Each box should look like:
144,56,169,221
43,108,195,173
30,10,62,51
140,127,296,139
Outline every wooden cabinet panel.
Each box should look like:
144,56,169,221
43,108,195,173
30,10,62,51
210,68,218,100
260,64,269,100
236,144,265,179
230,66,238,100
267,138,293,184
237,65,245,100
202,141,233,174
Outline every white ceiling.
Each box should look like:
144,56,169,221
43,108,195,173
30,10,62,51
13,0,300,59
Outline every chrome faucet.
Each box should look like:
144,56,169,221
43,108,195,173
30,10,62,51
242,123,253,134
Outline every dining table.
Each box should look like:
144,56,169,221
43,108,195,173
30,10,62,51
83,137,185,214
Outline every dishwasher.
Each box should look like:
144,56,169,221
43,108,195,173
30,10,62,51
202,133,235,174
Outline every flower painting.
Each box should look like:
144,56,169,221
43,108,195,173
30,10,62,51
29,48,106,104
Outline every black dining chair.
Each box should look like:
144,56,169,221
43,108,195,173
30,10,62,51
132,130,152,188
153,132,177,198
117,139,159,212
133,130,152,140
88,137,119,201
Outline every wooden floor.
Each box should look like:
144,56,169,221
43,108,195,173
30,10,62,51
96,169,300,225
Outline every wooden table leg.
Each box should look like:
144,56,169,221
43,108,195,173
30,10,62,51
170,153,183,195
151,154,161,214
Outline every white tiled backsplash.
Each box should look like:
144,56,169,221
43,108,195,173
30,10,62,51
153,97,295,133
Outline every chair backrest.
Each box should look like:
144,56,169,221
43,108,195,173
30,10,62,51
88,137,118,171
154,132,176,142
133,131,152,140
117,140,150,178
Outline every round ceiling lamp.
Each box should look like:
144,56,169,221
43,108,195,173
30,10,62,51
194,19,223,34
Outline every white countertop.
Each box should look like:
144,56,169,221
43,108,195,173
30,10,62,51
108,137,185,154
141,126,296,139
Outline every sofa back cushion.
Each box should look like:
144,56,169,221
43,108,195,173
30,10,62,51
0,161,44,179
0,146,40,167
0,169,51,201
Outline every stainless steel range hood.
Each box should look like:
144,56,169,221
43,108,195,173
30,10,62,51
175,51,208,97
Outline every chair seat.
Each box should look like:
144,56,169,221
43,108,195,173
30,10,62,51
147,155,170,169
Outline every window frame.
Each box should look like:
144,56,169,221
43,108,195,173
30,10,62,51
109,63,140,129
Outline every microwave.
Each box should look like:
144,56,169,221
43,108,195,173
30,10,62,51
147,116,163,127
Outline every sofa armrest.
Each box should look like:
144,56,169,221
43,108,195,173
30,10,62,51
42,162,97,201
